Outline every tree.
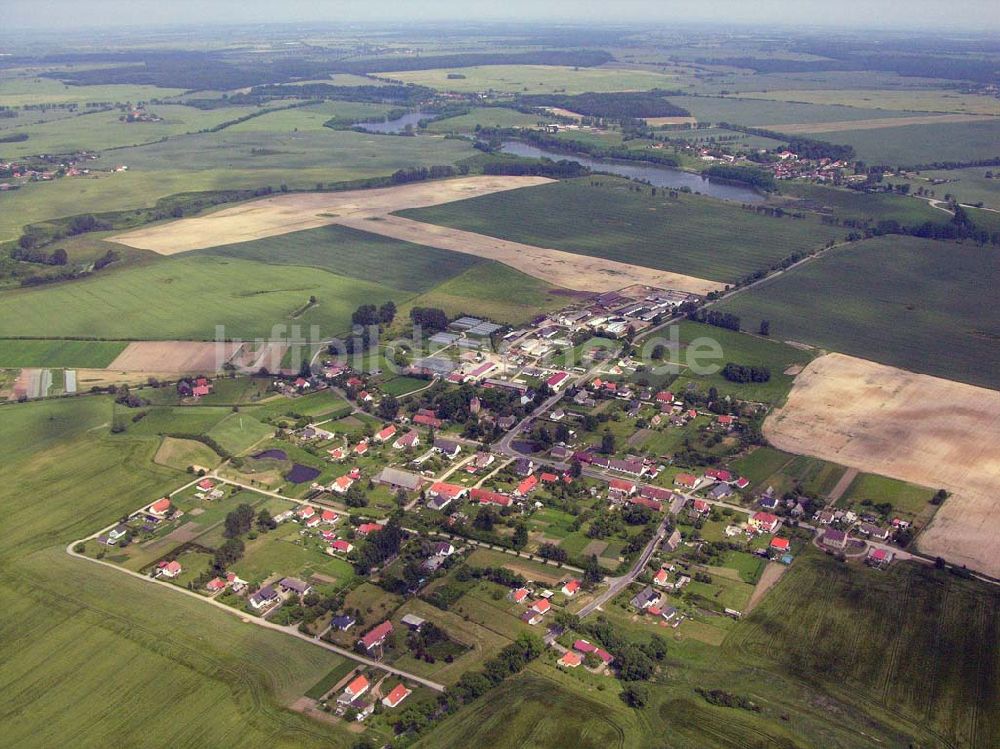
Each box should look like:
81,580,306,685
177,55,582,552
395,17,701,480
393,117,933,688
584,553,602,585
223,504,255,538
474,506,496,532
616,644,655,681
512,523,528,550
344,485,368,508
256,508,277,531
759,319,770,336
378,301,397,325
50,248,68,266
600,430,616,455
377,394,399,421
621,683,650,708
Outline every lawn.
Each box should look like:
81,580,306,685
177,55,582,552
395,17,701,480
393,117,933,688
717,234,1000,389
0,397,356,747
730,446,846,499
726,552,1000,749
206,412,274,455
399,177,845,284
899,167,1000,212
0,338,127,368
199,223,484,293
153,435,222,471
778,181,944,226
0,255,408,340
737,89,1000,116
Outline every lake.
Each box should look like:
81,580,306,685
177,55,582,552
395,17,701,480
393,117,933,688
500,141,765,203
355,110,431,134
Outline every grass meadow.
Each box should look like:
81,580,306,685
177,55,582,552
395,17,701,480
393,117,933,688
400,177,845,283
664,95,922,126
718,234,1000,389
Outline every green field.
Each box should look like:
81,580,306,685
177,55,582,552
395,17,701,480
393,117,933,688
0,103,280,157
88,128,475,174
0,397,356,747
779,181,944,225
385,65,681,94
0,255,407,340
401,262,568,325
802,118,1000,168
726,554,1000,749
200,223,484,293
657,321,815,405
0,338,127,368
900,167,1000,211
425,106,556,133
738,89,1000,116
400,177,845,283
666,95,923,126
225,100,396,132
718,234,1000,389
0,77,186,106
840,473,937,522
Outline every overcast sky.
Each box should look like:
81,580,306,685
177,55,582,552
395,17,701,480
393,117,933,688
3,0,999,32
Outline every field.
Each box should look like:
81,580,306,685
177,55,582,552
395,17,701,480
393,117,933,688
737,88,1000,116
778,181,944,225
0,338,127,368
839,473,937,524
0,255,405,340
107,340,241,372
0,103,282,156
718,235,1000,388
0,397,355,747
767,113,996,135
730,446,847,499
383,64,681,94
336,213,721,294
425,106,556,133
899,167,1000,211
199,223,485,293
400,177,845,284
807,118,1000,167
0,77,186,106
726,554,1000,749
657,321,816,405
664,95,923,126
110,175,554,253
765,353,1000,576
153,435,222,471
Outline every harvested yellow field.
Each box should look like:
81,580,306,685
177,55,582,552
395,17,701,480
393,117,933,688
335,215,722,294
768,113,998,134
765,353,1000,577
108,341,240,372
645,116,699,127
110,176,554,254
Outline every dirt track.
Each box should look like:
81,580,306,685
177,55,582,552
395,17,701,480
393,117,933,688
766,113,997,134
336,215,723,294
110,176,555,254
765,353,1000,577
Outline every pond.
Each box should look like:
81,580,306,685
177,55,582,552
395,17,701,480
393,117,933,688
252,449,288,461
286,464,321,484
500,141,765,203
354,110,431,134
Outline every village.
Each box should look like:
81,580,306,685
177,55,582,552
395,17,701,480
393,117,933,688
67,290,922,736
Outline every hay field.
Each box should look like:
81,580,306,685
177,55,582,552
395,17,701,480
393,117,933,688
108,341,241,372
110,176,555,253
765,353,1000,576
335,215,723,294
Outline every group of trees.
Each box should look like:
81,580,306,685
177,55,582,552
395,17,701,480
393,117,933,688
721,363,772,384
353,518,404,573
519,90,689,119
703,164,777,191
409,306,449,334
688,308,741,332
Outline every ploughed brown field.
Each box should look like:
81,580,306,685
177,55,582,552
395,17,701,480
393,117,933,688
765,353,1000,577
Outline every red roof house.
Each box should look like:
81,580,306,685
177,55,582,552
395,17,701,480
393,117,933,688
358,621,393,651
382,683,412,708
